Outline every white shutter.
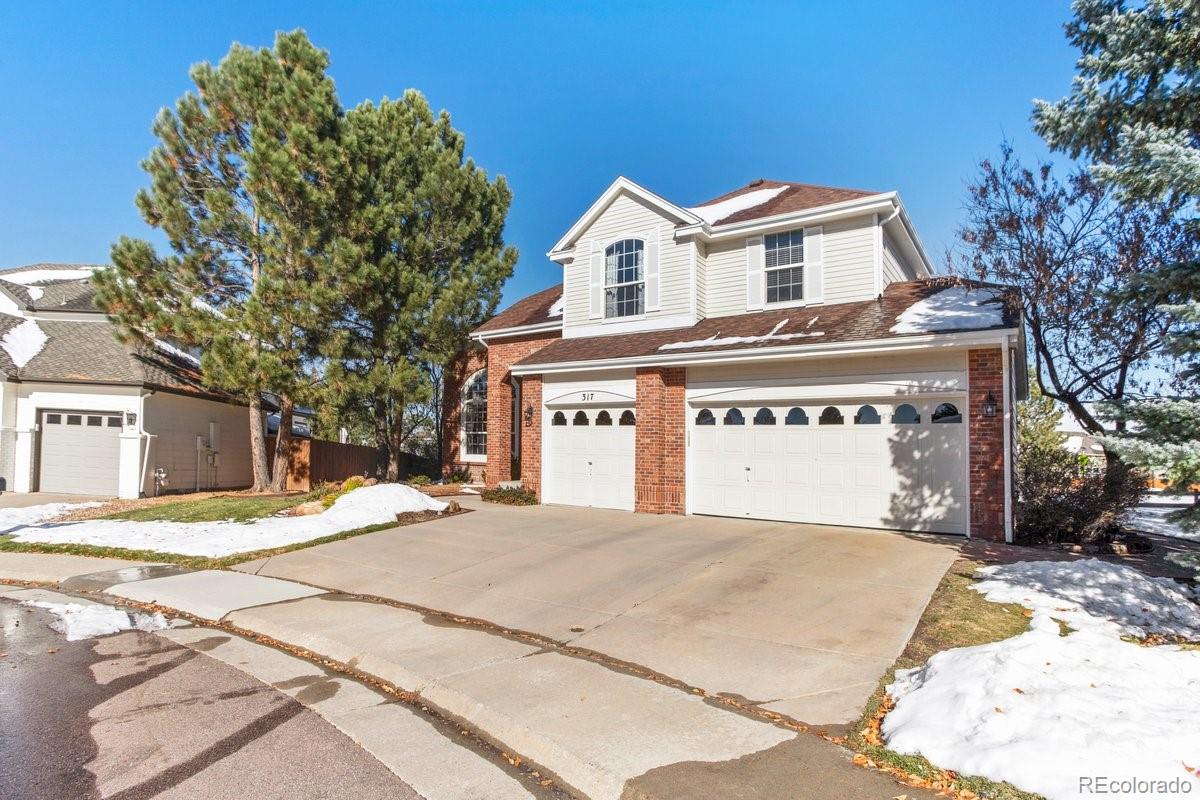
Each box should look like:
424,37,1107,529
644,230,660,312
803,226,823,302
589,241,604,319
745,236,764,310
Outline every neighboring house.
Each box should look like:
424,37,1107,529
444,177,1028,541
0,263,255,498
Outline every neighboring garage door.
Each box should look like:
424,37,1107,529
39,410,123,495
543,406,636,511
690,399,968,534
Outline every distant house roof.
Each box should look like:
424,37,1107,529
473,284,563,335
687,179,877,226
511,278,1020,370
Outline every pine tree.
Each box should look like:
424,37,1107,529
1033,0,1200,526
94,30,342,492
320,91,516,480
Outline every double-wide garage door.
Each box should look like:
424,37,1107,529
543,406,636,511
690,399,968,534
39,410,123,495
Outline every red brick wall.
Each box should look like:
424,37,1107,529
968,347,1006,541
482,332,560,488
441,347,487,481
519,375,543,500
634,367,686,514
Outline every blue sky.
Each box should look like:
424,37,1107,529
0,2,1078,306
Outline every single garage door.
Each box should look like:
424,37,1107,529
39,410,123,495
543,406,636,511
690,399,967,534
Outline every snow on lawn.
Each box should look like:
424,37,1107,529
25,600,172,641
890,286,1006,334
0,318,48,368
686,185,788,225
0,501,102,533
8,484,447,558
883,559,1200,800
1126,504,1199,541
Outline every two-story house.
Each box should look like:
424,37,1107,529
443,177,1026,541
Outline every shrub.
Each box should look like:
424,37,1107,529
340,475,366,493
445,467,473,484
408,474,431,486
481,487,537,506
1015,382,1146,544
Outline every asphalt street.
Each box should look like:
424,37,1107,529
0,598,423,800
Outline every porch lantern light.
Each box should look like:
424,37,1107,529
982,392,998,418
524,403,535,426
125,411,138,428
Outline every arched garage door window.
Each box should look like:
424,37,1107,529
462,369,487,457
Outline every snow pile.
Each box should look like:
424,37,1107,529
0,267,102,285
0,501,102,533
687,186,788,225
25,600,171,641
8,483,448,557
1,318,48,368
890,286,1007,334
1125,499,1198,541
547,294,564,318
659,318,824,351
883,559,1200,799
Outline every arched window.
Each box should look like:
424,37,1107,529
551,411,567,426
619,410,636,426
573,410,589,426
932,402,962,423
855,405,881,424
462,369,487,457
819,406,844,425
785,407,809,425
595,410,613,426
604,238,645,318
724,408,745,426
695,409,716,426
892,403,920,424
753,407,776,425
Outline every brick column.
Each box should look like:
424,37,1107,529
634,367,686,514
968,348,1005,541
519,375,543,500
482,332,560,488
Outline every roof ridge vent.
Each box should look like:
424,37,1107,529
748,178,764,187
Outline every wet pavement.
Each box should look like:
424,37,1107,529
0,599,422,800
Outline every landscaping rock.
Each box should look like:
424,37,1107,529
291,500,326,517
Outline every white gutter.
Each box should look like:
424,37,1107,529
471,319,563,344
509,328,1020,376
137,391,158,497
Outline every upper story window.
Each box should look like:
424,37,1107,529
605,239,644,318
764,229,804,304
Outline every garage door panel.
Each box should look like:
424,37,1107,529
39,411,121,496
783,432,811,456
817,433,845,456
545,408,634,512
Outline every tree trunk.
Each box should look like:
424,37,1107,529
386,405,405,482
270,396,294,493
372,395,390,479
248,395,270,492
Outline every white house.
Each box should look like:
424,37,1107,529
0,264,254,498
444,177,1028,542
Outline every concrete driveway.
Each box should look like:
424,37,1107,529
237,497,961,725
0,491,110,507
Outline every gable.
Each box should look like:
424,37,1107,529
549,177,698,256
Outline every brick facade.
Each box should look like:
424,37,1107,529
441,346,488,481
519,375,543,499
968,347,1006,541
634,367,686,514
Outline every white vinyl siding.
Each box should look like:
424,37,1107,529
142,392,252,492
820,216,878,304
881,230,917,286
694,240,707,317
561,192,691,331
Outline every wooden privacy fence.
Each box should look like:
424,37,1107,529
266,436,379,492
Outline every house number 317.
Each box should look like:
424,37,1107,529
580,393,594,401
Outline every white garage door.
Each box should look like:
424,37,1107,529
543,407,635,511
690,399,967,534
39,410,123,496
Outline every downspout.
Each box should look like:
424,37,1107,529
876,205,901,297
1002,337,1014,543
137,391,158,497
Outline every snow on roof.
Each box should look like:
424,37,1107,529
547,294,564,318
686,186,788,225
152,337,200,367
1,318,48,368
0,266,102,286
889,286,1006,335
659,318,824,351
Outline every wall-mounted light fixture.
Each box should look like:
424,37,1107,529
125,411,138,428
524,403,534,426
982,392,998,418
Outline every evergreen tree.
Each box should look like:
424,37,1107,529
1033,0,1200,526
94,30,342,492
321,91,515,480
